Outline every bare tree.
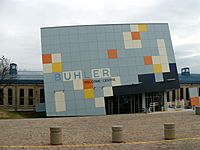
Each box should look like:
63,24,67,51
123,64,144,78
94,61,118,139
0,56,16,90
0,56,10,83
0,56,18,109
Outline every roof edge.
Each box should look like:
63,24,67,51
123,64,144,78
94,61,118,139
41,22,169,29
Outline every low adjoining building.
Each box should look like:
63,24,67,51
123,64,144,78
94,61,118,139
168,67,200,108
0,63,45,111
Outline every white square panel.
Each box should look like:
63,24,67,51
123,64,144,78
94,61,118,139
129,41,135,48
130,25,138,32
152,56,161,64
92,69,101,78
112,76,121,86
189,88,198,98
101,68,111,78
160,56,169,64
95,97,105,108
124,40,132,49
124,40,142,49
43,64,52,73
103,87,113,97
162,64,170,72
73,79,83,90
52,53,61,63
158,47,167,56
55,91,65,101
63,71,73,81
55,101,65,112
54,91,66,112
157,39,166,48
123,32,132,41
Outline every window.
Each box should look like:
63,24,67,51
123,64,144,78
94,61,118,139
19,89,24,105
0,89,3,105
172,90,175,101
40,89,45,103
11,65,16,69
167,91,169,102
8,89,13,105
180,88,184,99
28,89,33,105
186,88,189,100
199,88,200,96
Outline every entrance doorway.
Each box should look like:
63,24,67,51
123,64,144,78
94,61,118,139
145,92,164,112
105,94,142,115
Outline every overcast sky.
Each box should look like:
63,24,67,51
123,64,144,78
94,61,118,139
0,0,200,73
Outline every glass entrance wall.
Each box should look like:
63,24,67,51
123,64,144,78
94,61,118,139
145,91,164,111
105,94,143,115
105,92,165,115
119,95,131,114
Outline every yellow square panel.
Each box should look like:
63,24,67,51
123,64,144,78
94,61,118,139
84,89,94,99
52,62,62,72
153,64,162,73
138,24,147,32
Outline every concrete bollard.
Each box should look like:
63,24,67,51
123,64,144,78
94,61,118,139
112,125,123,143
50,127,62,145
195,106,200,115
164,123,175,140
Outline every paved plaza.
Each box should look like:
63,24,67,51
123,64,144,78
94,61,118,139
0,111,200,150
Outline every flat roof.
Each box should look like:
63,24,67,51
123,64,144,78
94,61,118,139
179,74,200,84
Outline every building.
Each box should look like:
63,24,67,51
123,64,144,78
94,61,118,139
0,65,199,112
0,64,45,111
168,67,200,108
4,24,196,115
41,23,179,116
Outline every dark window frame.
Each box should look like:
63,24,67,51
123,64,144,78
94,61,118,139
199,88,200,96
186,88,189,100
0,89,3,105
28,89,34,105
180,88,184,99
172,90,176,101
19,89,24,105
40,89,45,103
8,88,13,105
167,91,170,102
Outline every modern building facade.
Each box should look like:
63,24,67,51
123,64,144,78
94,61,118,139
41,23,179,116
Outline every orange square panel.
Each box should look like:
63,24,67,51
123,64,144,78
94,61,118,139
107,49,118,59
42,54,52,64
83,79,93,89
131,32,140,40
191,97,200,106
144,56,153,65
